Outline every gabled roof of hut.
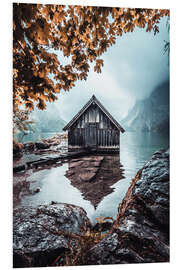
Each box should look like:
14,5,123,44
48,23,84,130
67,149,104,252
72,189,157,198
63,95,125,133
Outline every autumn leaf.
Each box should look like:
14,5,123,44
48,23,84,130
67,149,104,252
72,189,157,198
25,101,34,111
96,216,104,224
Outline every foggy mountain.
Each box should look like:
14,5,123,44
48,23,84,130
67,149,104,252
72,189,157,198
30,105,67,133
121,81,169,132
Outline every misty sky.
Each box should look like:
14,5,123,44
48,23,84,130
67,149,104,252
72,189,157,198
36,15,170,123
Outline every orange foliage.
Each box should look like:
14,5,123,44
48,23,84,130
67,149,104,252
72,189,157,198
13,3,169,112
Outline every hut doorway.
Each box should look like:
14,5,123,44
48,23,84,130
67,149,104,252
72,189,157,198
85,123,98,149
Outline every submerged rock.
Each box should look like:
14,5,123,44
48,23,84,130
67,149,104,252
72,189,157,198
86,149,169,264
33,187,41,193
13,202,91,268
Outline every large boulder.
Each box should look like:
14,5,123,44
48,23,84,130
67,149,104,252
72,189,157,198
13,202,91,267
35,141,50,150
86,149,169,264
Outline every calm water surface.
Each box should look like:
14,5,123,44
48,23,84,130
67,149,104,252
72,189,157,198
17,132,169,224
15,131,60,143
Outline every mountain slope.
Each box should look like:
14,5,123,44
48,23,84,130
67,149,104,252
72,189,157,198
121,81,169,132
30,106,67,133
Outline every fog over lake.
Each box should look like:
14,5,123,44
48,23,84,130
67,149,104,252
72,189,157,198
34,16,170,125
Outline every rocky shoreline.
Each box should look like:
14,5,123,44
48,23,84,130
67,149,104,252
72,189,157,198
13,149,169,267
13,133,68,159
86,149,169,264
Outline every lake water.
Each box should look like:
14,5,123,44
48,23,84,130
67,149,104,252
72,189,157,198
15,131,169,224
15,131,62,143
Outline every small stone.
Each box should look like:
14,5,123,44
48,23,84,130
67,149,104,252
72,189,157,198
34,187,41,193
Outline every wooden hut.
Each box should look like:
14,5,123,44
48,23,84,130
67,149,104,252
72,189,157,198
63,95,125,153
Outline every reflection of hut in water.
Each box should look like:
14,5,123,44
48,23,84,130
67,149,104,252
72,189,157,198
65,155,124,208
63,95,125,153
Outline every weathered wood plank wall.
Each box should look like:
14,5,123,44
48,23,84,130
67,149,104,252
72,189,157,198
69,128,119,147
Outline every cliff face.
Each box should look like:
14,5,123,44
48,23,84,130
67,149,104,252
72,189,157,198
122,81,169,132
86,149,169,264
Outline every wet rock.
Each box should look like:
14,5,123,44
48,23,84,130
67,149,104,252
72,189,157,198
45,133,68,146
23,142,35,152
35,141,50,150
92,221,113,232
86,149,169,264
13,140,23,158
13,202,91,268
33,187,41,193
